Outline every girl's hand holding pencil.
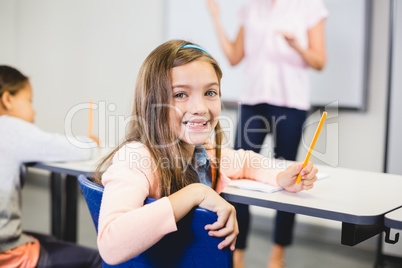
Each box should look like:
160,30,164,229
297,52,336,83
276,161,318,193
277,111,326,192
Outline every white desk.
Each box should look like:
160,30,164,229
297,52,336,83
32,159,98,177
385,207,402,230
221,164,402,246
30,161,402,246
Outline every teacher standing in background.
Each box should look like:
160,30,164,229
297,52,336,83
207,0,328,267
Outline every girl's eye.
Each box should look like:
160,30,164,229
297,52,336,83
205,90,218,97
174,92,187,98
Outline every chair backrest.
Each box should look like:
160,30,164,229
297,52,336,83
78,175,233,268
20,164,28,187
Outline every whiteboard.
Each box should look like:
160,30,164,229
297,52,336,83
165,0,370,110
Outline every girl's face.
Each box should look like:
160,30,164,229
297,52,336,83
170,60,221,147
6,82,36,123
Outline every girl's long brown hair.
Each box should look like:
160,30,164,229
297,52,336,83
94,40,223,197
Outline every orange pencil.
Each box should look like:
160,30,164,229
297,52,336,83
88,100,93,137
296,111,327,184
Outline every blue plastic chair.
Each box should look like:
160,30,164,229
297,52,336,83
78,175,233,268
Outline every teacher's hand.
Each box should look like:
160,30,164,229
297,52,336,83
207,0,220,19
277,31,302,52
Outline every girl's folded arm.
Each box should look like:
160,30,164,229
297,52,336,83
98,165,238,264
168,183,238,251
97,164,177,265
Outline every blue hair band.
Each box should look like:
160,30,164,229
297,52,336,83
180,44,211,56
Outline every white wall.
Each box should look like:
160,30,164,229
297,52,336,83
0,0,165,147
382,0,402,257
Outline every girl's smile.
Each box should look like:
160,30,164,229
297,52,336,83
183,118,210,130
170,60,221,148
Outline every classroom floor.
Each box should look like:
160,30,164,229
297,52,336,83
21,171,400,268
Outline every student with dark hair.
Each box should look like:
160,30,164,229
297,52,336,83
0,65,101,267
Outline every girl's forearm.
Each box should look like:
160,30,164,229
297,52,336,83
168,183,207,222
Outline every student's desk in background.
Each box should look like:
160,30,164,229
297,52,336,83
380,207,402,266
29,161,402,247
385,207,402,230
30,159,98,242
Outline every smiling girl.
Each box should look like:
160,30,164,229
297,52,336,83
94,40,318,265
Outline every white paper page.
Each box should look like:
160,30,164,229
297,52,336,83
228,173,329,193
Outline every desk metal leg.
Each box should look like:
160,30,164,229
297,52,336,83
374,231,402,268
341,222,383,246
64,175,78,242
375,233,384,268
50,172,63,240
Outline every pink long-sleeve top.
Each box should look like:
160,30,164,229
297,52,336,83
98,141,283,265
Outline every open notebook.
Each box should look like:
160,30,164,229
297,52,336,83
228,173,329,193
